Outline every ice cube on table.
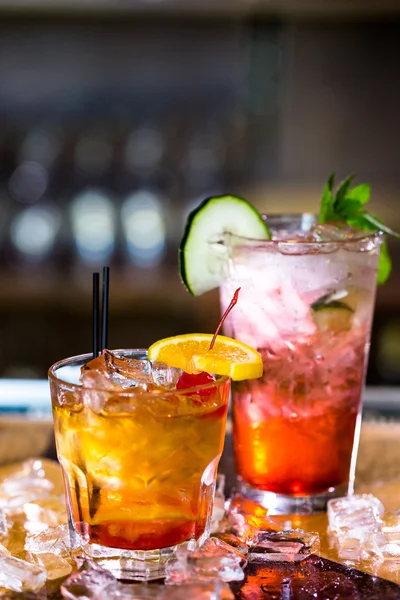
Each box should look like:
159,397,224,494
249,529,320,563
227,494,269,519
3,459,46,480
382,512,400,543
0,542,10,556
333,536,363,562
24,501,66,535
0,555,46,593
0,508,8,538
202,537,248,560
184,543,244,582
25,524,80,556
165,542,245,584
61,561,117,600
361,530,400,562
96,582,164,599
210,533,249,557
327,495,391,564
24,494,67,516
164,553,187,585
379,543,400,560
96,581,234,600
220,509,257,545
30,552,73,580
327,494,384,539
221,494,279,544
0,459,54,513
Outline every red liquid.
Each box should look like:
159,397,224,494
219,225,379,499
233,343,364,496
80,518,206,551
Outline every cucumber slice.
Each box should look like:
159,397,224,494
311,289,348,308
311,300,354,333
340,287,372,312
312,286,372,315
179,195,271,295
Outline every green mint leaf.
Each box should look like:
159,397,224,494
334,174,354,209
318,173,335,224
377,240,392,285
327,173,335,192
318,172,399,285
346,183,370,205
345,214,379,232
335,198,363,218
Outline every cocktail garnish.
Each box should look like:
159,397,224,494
176,370,216,397
318,173,400,284
179,195,270,295
176,288,241,393
148,294,262,380
209,287,240,350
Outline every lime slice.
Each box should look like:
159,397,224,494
179,195,270,296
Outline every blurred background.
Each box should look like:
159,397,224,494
0,0,400,384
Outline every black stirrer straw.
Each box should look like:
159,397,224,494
92,272,100,359
101,266,110,352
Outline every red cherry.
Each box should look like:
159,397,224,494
174,288,241,398
174,288,241,401
176,371,216,399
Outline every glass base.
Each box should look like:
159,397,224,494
82,543,176,581
72,521,207,581
236,479,349,515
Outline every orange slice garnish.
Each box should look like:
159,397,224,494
148,333,263,381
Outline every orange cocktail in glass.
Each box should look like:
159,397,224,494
49,349,229,579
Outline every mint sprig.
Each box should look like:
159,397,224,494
318,174,399,285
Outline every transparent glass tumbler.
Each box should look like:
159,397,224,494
48,350,230,580
218,215,381,514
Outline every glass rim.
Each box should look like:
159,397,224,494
216,213,383,247
48,349,230,395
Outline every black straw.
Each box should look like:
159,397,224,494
101,266,110,351
92,272,100,359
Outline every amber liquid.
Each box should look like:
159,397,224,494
53,389,229,551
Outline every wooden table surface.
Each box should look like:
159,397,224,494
222,420,400,585
1,419,400,594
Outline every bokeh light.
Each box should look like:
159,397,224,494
70,189,116,265
121,190,166,267
8,162,48,204
10,205,60,261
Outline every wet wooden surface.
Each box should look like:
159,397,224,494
2,419,400,597
221,420,400,585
